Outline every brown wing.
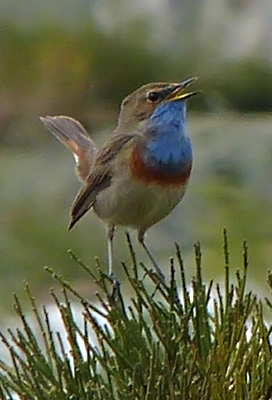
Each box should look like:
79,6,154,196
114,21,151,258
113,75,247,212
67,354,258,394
68,133,134,230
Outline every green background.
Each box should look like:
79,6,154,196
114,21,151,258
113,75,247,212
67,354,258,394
1,0,272,314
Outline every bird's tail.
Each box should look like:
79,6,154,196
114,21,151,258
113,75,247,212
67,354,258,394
40,115,98,182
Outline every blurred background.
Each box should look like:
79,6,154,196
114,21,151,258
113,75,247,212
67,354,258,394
1,0,272,315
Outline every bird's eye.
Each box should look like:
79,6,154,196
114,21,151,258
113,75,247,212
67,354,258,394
147,91,160,103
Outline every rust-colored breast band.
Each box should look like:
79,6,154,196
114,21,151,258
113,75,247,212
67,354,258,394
130,148,192,186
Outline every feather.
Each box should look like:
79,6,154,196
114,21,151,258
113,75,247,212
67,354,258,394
69,133,135,229
40,115,97,182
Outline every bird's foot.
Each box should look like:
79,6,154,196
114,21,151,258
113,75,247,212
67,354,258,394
107,272,121,300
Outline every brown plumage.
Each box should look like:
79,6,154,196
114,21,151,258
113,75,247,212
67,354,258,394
40,77,199,279
130,147,192,186
40,115,97,182
69,134,135,230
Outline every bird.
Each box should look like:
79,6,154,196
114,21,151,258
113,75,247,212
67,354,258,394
40,77,200,280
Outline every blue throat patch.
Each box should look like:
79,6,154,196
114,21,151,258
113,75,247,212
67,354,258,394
142,100,192,174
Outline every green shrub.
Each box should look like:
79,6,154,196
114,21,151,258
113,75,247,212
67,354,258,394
0,232,272,399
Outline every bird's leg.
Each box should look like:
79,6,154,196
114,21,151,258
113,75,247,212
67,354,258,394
106,224,121,299
138,230,165,281
107,224,115,278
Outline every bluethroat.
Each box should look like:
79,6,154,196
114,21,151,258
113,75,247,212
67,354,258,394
40,77,200,279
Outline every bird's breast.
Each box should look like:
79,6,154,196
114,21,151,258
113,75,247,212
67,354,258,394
129,147,192,187
93,143,192,230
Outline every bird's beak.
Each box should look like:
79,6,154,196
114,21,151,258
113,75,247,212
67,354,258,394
166,77,201,102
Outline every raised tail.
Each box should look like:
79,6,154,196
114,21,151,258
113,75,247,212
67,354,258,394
40,115,98,182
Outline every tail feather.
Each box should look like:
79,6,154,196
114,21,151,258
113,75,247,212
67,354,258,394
40,115,98,182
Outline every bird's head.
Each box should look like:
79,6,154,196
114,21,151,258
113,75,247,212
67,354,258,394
116,77,200,133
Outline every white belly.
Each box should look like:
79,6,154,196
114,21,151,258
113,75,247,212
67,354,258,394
93,171,187,230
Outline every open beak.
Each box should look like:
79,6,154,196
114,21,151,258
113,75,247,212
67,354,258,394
166,77,201,101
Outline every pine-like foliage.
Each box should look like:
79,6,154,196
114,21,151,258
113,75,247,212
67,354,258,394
0,231,272,400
